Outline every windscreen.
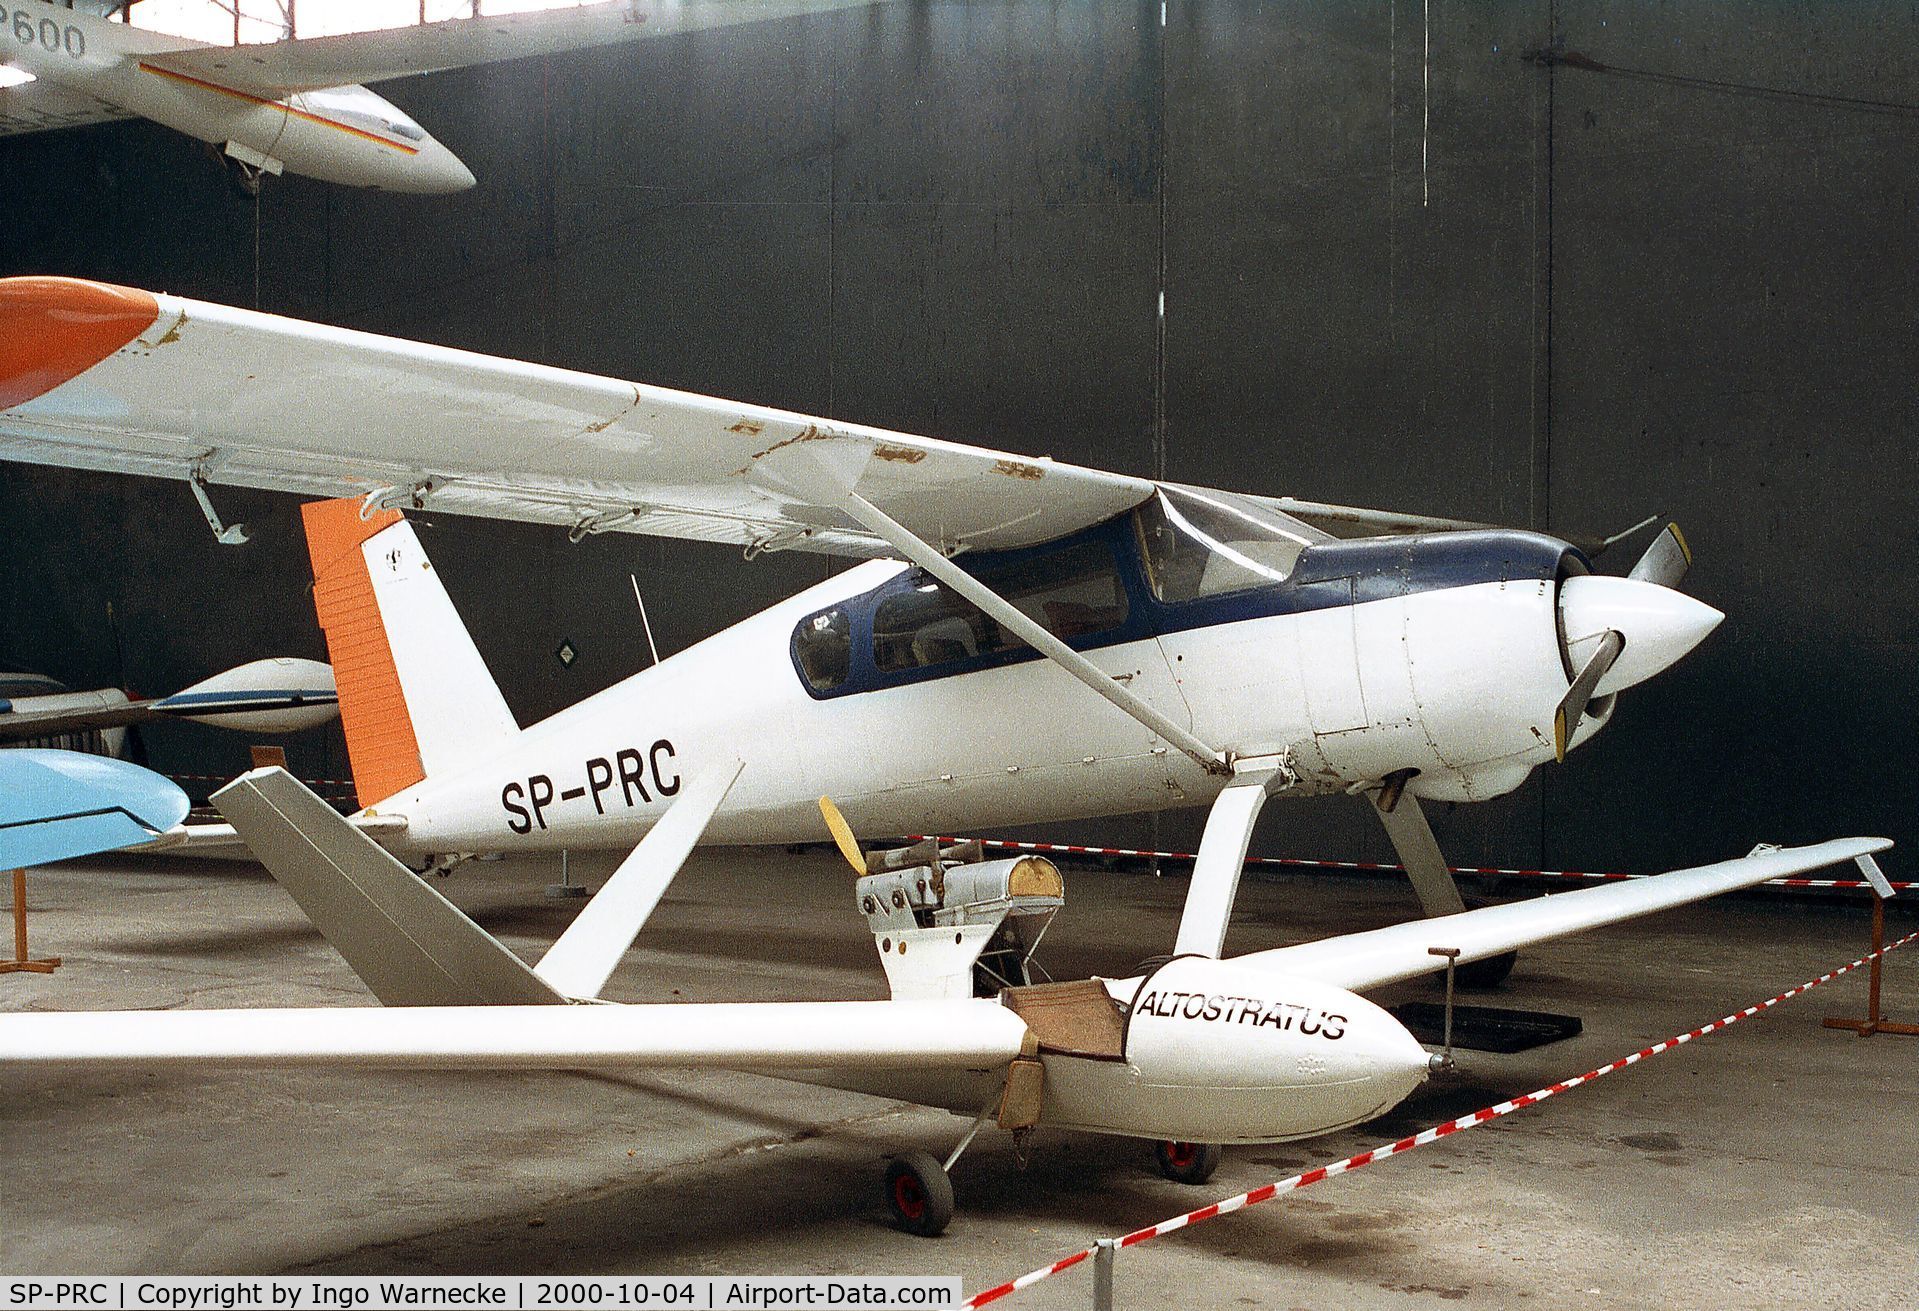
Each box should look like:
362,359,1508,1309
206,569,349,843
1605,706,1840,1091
1134,485,1319,603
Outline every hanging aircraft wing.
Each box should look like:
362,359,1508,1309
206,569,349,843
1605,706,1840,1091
0,277,1152,558
1236,837,1894,993
138,0,886,99
0,78,135,139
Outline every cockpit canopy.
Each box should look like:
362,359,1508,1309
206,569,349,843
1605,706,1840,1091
791,489,1324,697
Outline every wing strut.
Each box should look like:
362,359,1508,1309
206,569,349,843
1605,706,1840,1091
813,478,1228,775
1171,757,1292,956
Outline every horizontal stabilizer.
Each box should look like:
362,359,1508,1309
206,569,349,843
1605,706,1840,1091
1239,838,1893,992
213,767,564,1007
0,999,1029,1073
535,758,744,1000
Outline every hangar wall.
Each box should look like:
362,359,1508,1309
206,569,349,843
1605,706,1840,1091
2,1,1914,874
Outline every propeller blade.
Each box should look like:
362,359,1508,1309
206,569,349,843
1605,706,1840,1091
1553,629,1625,762
1628,521,1692,589
816,795,865,876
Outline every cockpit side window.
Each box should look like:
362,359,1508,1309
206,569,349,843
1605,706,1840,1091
793,607,852,692
1135,486,1313,603
872,538,1131,674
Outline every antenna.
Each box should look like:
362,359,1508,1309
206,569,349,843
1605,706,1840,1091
629,575,661,667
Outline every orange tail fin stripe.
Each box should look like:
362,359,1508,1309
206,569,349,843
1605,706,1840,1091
301,499,424,809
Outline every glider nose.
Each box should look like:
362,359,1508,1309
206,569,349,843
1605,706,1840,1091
0,276,159,410
1558,575,1723,696
415,142,477,193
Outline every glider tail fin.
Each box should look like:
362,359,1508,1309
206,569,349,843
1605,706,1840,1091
301,498,519,809
214,766,565,1007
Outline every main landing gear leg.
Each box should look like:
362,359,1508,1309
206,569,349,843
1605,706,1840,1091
882,1099,997,1237
1369,775,1516,988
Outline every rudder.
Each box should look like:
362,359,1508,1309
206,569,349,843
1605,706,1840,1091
302,498,519,808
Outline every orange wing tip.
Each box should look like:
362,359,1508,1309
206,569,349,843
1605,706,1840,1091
0,276,160,411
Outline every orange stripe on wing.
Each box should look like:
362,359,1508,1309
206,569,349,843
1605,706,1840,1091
303,498,426,809
136,62,420,155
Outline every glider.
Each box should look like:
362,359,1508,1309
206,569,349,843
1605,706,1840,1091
0,764,1889,1233
0,0,880,191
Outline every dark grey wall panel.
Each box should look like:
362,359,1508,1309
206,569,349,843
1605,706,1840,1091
2,1,1913,877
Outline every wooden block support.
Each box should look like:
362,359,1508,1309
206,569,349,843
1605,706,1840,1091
1822,895,1916,1038
0,868,61,974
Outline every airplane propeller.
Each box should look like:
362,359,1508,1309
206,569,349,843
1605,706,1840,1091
1553,629,1625,762
818,795,867,876
1552,522,1713,762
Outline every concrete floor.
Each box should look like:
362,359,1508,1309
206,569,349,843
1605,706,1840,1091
1,847,1913,1309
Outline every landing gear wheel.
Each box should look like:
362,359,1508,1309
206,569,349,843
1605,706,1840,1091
1153,1140,1222,1185
1455,949,1518,989
884,1150,954,1236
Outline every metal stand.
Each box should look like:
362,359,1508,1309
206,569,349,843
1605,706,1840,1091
1822,895,1916,1037
545,849,589,899
1427,946,1459,1071
0,870,60,974
1091,1237,1117,1311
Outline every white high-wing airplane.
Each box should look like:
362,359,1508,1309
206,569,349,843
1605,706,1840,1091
1,273,1748,978
0,0,875,192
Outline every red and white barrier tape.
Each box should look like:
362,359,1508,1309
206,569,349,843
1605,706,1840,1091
907,836,1914,894
960,928,1919,1309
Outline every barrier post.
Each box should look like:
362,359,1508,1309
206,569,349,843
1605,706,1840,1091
1091,1237,1117,1311
0,869,61,975
1822,894,1916,1037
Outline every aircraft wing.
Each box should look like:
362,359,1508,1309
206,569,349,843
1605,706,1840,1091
0,749,191,869
134,813,410,855
0,277,1150,558
0,998,1028,1073
0,77,135,138
0,689,156,743
140,0,885,97
1236,837,1894,992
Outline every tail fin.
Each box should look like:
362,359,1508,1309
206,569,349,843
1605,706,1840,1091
214,766,565,1007
302,498,519,808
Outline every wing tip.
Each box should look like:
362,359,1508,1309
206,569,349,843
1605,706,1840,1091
0,276,160,411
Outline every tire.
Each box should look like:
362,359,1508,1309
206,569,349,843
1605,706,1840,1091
884,1150,955,1237
1154,1140,1222,1185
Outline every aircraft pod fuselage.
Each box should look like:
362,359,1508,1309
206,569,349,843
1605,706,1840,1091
383,492,1721,857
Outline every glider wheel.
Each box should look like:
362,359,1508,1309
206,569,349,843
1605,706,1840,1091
1154,1140,1222,1185
884,1150,954,1237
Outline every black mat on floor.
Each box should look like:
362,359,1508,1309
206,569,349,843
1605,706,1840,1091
1389,1002,1584,1054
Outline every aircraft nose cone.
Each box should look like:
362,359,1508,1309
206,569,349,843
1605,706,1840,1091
1559,575,1724,696
0,277,159,410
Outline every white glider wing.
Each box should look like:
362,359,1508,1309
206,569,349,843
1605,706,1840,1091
141,1,879,97
0,78,134,139
0,278,1149,558
1238,838,1894,992
0,998,1027,1072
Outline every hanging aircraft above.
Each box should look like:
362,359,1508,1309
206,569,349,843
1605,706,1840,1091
0,656,339,754
0,273,1742,982
0,0,880,192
